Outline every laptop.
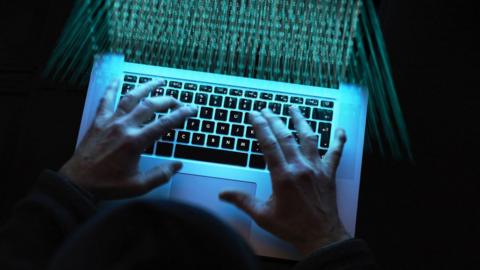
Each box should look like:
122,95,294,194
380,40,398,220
77,54,368,260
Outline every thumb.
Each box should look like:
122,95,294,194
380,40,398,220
140,161,183,192
219,191,264,221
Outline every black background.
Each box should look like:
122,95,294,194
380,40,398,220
0,0,478,269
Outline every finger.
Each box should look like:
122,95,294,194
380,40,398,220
219,191,265,222
290,106,321,162
261,108,302,163
323,129,347,176
249,111,288,172
140,105,198,144
96,80,119,120
137,161,183,194
124,96,181,124
115,80,165,117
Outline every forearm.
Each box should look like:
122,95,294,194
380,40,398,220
0,170,96,270
293,239,379,270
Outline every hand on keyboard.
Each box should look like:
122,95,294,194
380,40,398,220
220,107,350,256
59,80,197,199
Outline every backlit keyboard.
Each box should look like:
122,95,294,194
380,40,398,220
120,74,334,169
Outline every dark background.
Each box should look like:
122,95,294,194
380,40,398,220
0,0,478,269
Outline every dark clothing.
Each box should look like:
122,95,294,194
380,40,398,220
0,171,378,270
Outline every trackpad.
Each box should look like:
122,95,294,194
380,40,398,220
170,174,256,240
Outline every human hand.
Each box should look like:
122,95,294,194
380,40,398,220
60,80,197,200
220,107,350,256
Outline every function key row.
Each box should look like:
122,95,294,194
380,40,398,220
123,76,334,108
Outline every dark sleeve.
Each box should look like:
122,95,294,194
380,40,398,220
293,239,379,270
0,170,97,270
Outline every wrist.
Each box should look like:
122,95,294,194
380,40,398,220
295,225,352,256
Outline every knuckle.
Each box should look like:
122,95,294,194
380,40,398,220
279,132,294,141
262,139,278,151
305,133,319,144
140,98,155,110
110,121,126,136
122,132,140,149
291,164,315,180
122,93,135,103
159,116,175,127
92,119,105,131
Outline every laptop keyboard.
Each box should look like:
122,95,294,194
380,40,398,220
120,74,334,170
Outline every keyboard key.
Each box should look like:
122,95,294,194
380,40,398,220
306,98,319,106
195,93,208,105
201,121,215,133
245,90,258,98
177,131,191,143
239,99,252,111
166,89,179,99
180,91,194,103
312,109,333,121
236,139,250,151
152,87,165,97
280,116,287,124
186,119,200,131
230,89,243,96
139,77,152,84
288,119,295,130
200,107,213,119
192,133,206,145
231,124,245,137
307,120,317,131
260,92,273,100
246,126,256,138
321,100,334,108
318,122,331,134
222,137,235,149
206,135,221,147
162,129,176,141
290,96,304,104
174,145,248,167
224,97,238,109
244,112,252,124
298,106,311,118
184,83,198,90
216,122,230,135
275,94,288,102
214,87,228,94
143,143,154,155
229,111,243,123
251,141,261,153
200,85,213,92
253,100,267,111
214,109,228,121
169,81,182,88
209,95,223,107
320,132,330,148
124,75,137,83
268,102,282,114
249,154,266,169
282,105,292,116
155,142,174,157
122,83,135,94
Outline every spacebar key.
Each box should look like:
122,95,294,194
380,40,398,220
174,145,248,167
